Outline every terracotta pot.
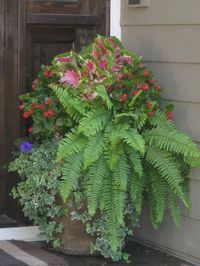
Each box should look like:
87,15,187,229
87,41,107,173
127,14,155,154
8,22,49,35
58,207,94,256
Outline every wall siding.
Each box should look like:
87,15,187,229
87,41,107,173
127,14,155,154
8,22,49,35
121,0,200,264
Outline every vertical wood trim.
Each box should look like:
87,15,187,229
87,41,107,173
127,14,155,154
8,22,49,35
106,0,110,36
0,0,5,214
4,0,20,219
18,0,27,139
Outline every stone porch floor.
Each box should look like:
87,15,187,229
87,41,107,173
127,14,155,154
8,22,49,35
48,241,195,266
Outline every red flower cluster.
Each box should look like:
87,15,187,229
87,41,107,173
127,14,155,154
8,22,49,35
43,109,54,117
43,70,54,78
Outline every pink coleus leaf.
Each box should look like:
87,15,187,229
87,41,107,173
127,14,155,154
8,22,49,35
117,56,132,65
60,70,80,87
91,48,99,59
56,57,72,63
99,60,107,70
84,59,95,71
98,39,107,55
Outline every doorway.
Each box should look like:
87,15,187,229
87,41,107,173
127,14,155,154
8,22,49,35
0,0,109,229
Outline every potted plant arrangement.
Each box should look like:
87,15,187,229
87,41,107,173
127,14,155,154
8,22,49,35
9,36,200,262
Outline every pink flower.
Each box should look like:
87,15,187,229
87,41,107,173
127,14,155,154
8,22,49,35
99,60,107,70
91,49,99,59
56,57,72,63
98,39,107,55
85,59,95,71
60,70,79,87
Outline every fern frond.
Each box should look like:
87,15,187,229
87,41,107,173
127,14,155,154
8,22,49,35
96,85,113,110
130,173,145,215
108,122,130,148
134,113,147,131
145,146,189,208
86,156,109,216
50,83,86,121
144,123,200,161
126,146,143,177
83,131,105,169
78,108,110,137
152,109,168,125
112,153,130,224
121,128,145,154
114,113,137,123
147,168,167,228
102,175,120,252
168,191,180,227
60,152,83,202
57,128,87,161
105,143,123,170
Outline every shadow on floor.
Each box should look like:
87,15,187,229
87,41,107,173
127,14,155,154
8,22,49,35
48,241,194,266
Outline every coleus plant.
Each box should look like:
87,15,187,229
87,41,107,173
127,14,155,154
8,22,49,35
15,35,200,261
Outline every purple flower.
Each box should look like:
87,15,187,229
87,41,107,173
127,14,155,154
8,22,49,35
20,141,32,153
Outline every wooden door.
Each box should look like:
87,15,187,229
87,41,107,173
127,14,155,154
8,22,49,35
0,0,110,223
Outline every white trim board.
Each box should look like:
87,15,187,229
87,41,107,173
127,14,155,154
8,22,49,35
110,0,121,40
0,226,45,242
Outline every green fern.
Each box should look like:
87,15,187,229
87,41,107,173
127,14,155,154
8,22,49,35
126,146,143,177
50,83,86,121
86,156,108,216
144,123,200,162
102,175,120,252
78,108,110,137
168,191,180,227
147,168,167,228
60,152,83,202
112,153,130,224
121,128,145,154
134,113,147,131
130,173,145,215
83,131,105,169
108,122,130,147
96,85,113,110
105,143,124,171
145,146,189,208
57,128,87,161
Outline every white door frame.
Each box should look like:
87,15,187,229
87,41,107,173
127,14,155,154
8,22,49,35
110,0,121,40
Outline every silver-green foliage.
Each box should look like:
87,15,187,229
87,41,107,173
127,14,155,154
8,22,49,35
8,139,64,248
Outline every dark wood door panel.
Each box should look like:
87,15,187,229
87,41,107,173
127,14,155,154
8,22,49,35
0,0,109,222
0,0,5,214
27,0,90,14
28,26,76,78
